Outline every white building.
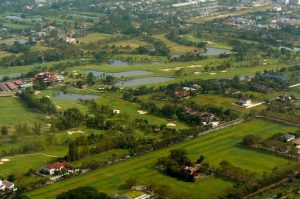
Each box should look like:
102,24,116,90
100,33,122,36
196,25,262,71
0,180,15,191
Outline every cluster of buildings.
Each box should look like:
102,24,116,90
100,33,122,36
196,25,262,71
182,164,207,180
275,0,300,5
0,72,64,95
280,133,300,153
0,80,33,94
185,107,219,127
174,85,198,98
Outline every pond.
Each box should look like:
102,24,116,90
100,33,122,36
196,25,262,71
114,77,174,87
279,46,300,52
107,59,163,66
0,73,22,80
53,91,99,102
171,47,231,58
85,70,153,78
201,47,231,56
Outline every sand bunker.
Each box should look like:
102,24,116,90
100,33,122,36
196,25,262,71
0,162,3,165
221,70,227,73
137,110,148,115
67,130,84,135
1,158,10,162
167,123,176,127
160,65,202,72
210,73,216,75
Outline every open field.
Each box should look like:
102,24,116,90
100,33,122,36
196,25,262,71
3,23,30,29
191,5,272,23
78,33,113,43
26,119,298,199
154,34,198,54
0,97,41,126
112,39,151,48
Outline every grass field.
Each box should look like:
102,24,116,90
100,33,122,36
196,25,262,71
3,23,30,29
79,33,113,43
112,39,150,48
154,34,198,54
26,119,298,199
0,97,40,126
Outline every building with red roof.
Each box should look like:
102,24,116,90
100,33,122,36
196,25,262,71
0,83,9,92
6,82,17,91
42,162,70,175
14,80,23,86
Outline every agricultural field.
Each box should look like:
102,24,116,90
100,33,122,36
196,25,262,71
26,119,298,199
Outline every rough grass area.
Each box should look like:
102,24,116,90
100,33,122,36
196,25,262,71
26,119,297,199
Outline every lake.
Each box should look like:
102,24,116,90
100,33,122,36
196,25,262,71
114,77,174,87
108,59,163,66
86,70,153,78
201,47,231,56
53,91,99,102
279,46,300,52
0,73,22,80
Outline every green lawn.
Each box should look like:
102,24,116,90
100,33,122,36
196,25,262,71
0,97,41,126
154,34,198,54
79,33,113,43
26,119,298,199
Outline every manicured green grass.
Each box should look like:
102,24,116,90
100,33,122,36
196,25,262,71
0,51,14,58
0,97,41,126
79,33,113,43
0,154,56,179
3,23,29,29
26,119,298,199
96,93,189,129
112,39,150,48
183,35,232,50
30,45,51,52
189,94,266,115
154,34,198,54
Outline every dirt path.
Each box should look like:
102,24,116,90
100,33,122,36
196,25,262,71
244,178,290,199
1,152,59,159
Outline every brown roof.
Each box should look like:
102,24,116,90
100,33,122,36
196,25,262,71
292,138,300,145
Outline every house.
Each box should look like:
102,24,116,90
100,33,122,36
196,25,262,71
183,87,196,91
0,180,15,192
42,162,70,175
14,80,24,86
280,133,295,142
113,109,121,114
174,89,189,98
35,72,64,83
237,99,252,107
65,36,77,44
6,82,17,91
291,138,300,146
134,194,151,199
0,83,9,92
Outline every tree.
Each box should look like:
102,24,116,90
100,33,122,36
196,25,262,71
196,155,205,164
7,174,15,182
1,126,9,136
86,72,96,85
56,186,108,199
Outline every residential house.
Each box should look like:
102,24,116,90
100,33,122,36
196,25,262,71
42,162,70,175
6,82,17,91
237,98,252,107
174,89,189,98
0,180,15,192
